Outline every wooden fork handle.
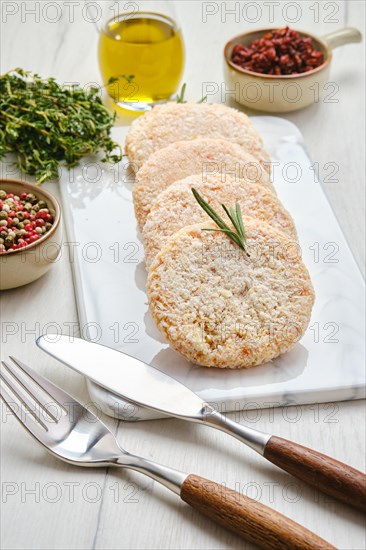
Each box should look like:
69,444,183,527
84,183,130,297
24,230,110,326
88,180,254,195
181,474,334,550
263,436,366,513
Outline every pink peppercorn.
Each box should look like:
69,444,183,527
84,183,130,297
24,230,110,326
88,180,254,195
36,210,48,219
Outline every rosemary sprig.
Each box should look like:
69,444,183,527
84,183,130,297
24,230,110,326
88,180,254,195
0,68,122,184
176,82,187,103
192,188,250,256
108,75,135,85
175,83,207,104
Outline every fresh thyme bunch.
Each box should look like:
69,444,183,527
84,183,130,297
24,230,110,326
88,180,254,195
0,69,122,184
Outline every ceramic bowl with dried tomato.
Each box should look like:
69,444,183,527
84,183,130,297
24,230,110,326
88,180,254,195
223,27,362,112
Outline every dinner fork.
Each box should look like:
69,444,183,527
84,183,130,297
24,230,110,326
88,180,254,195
0,357,334,550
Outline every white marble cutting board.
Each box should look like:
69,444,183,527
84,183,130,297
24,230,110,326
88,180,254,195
59,116,365,420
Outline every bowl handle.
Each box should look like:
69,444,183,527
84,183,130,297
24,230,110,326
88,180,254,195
321,27,362,50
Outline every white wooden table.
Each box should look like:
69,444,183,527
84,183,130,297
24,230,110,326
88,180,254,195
1,2,365,549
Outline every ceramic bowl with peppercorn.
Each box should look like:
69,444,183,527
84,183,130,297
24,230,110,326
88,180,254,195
224,26,362,113
0,179,62,290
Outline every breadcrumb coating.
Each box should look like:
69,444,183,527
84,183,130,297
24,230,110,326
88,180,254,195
133,138,274,229
143,174,297,268
125,102,271,172
147,219,314,368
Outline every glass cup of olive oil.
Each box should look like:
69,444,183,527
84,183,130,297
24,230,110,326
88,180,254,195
97,2,185,111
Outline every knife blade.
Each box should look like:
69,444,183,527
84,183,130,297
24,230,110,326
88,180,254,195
37,334,208,419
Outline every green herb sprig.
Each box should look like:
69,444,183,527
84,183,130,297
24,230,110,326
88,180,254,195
175,83,207,104
0,68,122,184
176,82,187,103
192,188,250,256
108,75,135,85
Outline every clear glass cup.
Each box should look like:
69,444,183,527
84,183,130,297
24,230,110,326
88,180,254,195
94,1,185,112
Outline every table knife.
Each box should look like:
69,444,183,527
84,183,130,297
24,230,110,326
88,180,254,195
37,334,366,513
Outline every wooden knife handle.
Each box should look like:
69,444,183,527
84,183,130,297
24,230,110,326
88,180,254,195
263,436,366,513
181,474,334,549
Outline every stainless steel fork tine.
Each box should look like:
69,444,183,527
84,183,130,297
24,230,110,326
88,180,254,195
0,362,49,426
9,356,79,409
2,359,59,421
0,372,48,438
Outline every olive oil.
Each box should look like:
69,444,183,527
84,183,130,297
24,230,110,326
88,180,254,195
98,12,184,108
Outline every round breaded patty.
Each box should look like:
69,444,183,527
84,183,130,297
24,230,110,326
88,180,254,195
133,138,274,229
125,102,270,172
143,175,297,267
147,219,314,369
